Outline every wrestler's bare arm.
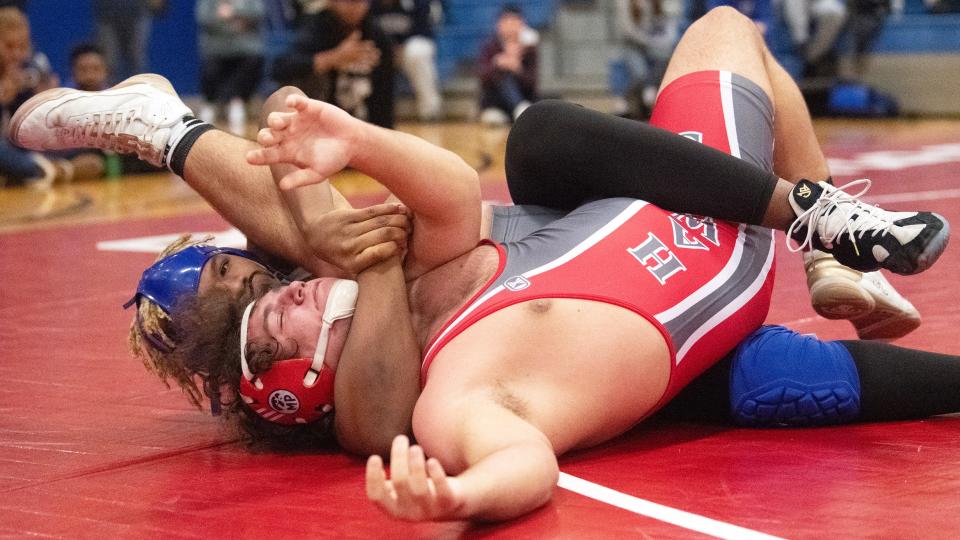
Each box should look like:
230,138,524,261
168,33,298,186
366,403,559,521
185,130,408,276
268,146,419,455
272,172,412,276
248,95,482,278
333,255,422,456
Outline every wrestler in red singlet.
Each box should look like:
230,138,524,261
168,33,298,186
424,70,779,412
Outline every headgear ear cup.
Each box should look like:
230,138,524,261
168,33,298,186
238,279,359,425
238,358,337,424
125,244,280,354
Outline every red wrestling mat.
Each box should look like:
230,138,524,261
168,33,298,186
2,138,959,538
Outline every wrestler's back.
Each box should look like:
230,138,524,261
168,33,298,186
412,296,671,473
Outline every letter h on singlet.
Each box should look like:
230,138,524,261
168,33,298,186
628,232,686,285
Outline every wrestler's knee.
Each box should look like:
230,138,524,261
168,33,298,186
260,86,307,128
506,99,572,167
688,6,763,44
730,325,861,427
509,99,565,140
697,6,755,30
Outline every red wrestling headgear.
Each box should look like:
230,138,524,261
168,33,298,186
237,279,359,425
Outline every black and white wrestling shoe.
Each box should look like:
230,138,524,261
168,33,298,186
787,179,950,275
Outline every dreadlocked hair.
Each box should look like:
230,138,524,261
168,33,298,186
171,288,337,451
127,234,216,408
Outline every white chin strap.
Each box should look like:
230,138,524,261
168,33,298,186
239,279,359,390
305,279,358,385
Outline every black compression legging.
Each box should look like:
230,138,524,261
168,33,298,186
662,341,960,424
505,100,780,225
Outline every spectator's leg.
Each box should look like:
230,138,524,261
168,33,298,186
128,13,152,75
624,47,652,106
200,56,222,104
366,43,396,129
608,54,631,115
781,0,811,50
220,55,265,134
849,8,886,77
232,55,266,102
401,36,442,120
805,0,847,64
0,139,46,186
95,21,122,83
479,81,510,125
496,75,527,117
199,56,226,124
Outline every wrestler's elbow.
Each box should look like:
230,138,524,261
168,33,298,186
464,440,560,522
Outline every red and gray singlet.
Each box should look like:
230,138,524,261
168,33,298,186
423,70,779,410
422,198,776,409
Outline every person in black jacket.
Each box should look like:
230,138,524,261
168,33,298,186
273,0,395,128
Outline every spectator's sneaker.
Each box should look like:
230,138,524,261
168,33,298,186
787,179,949,275
480,107,510,126
9,74,193,168
804,249,920,340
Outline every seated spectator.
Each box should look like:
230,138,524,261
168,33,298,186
477,4,539,126
196,0,266,135
0,6,67,187
0,5,58,107
372,0,443,121
62,44,109,181
273,0,396,128
70,43,109,91
608,0,681,118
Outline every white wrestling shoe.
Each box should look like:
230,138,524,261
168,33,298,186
804,249,920,341
9,74,193,168
788,179,950,275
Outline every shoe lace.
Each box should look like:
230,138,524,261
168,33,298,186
69,109,163,164
787,179,895,255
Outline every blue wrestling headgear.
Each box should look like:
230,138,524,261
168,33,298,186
123,245,271,353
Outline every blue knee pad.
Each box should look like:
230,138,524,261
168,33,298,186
730,325,861,427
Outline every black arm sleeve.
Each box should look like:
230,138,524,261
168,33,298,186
505,99,779,225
